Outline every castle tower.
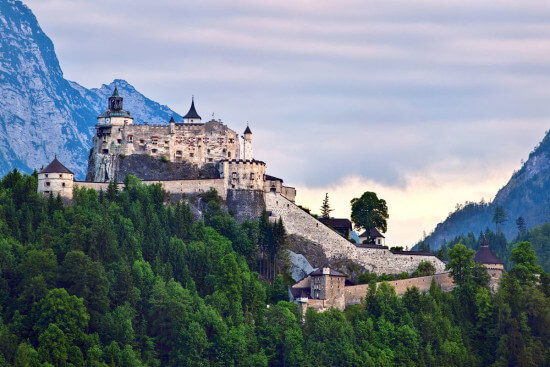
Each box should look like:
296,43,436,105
474,237,504,291
97,87,133,126
183,97,201,124
37,157,74,199
240,125,253,160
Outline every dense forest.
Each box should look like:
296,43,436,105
418,129,550,250
421,221,550,273
0,171,549,366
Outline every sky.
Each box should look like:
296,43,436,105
24,0,550,246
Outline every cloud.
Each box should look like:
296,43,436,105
22,0,550,244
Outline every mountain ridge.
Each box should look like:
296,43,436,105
0,0,181,179
417,129,550,250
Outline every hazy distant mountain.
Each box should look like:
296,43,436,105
416,129,550,250
0,0,181,179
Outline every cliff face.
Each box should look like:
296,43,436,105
418,129,550,250
0,0,181,178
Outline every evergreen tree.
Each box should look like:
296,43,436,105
320,193,333,219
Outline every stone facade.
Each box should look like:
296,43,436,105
265,192,446,274
87,90,253,183
294,271,456,313
38,171,74,198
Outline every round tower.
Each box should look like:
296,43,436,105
37,157,74,199
97,86,133,126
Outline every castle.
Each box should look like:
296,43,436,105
37,88,502,311
38,89,296,219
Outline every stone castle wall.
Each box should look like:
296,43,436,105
265,192,446,274
89,119,248,182
297,272,455,312
343,272,455,306
226,189,266,222
72,178,227,200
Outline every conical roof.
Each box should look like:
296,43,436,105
244,125,252,134
183,98,201,120
474,238,503,265
39,157,73,174
169,116,175,123
111,86,120,97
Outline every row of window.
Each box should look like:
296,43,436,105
126,136,235,144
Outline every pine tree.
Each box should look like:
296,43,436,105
320,193,333,219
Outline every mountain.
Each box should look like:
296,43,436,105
417,129,550,250
0,0,181,179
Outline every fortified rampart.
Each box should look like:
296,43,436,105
293,271,456,313
265,192,446,274
62,178,227,200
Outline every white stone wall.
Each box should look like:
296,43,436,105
266,192,446,274
221,160,266,191
38,173,74,199
74,178,226,199
89,119,239,182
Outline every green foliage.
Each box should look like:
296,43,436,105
350,191,389,233
446,244,476,286
320,192,333,219
0,170,549,366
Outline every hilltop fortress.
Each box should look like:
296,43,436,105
35,88,503,306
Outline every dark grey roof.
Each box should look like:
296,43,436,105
474,239,503,265
310,268,347,277
169,116,175,123
98,109,132,118
244,125,252,134
319,218,352,231
111,86,120,97
183,99,201,120
40,157,73,174
359,228,385,238
265,174,283,182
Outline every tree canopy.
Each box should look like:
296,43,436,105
350,191,389,233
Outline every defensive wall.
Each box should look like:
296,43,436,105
295,272,456,313
63,178,227,200
265,192,446,274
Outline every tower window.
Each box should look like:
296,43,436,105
190,153,194,157
45,182,50,187
228,152,231,158
59,174,63,178
102,149,109,154
62,183,66,187
127,135,133,143
117,139,122,144
45,174,48,178
250,173,254,180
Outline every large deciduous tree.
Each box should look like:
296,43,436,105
350,191,388,233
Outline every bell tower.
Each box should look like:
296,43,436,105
109,86,123,111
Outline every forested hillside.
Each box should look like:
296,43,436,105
0,170,549,366
418,129,550,250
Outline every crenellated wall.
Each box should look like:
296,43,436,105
266,192,446,274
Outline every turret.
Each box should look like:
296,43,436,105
244,125,252,143
169,116,176,134
37,157,74,200
97,86,133,126
183,97,201,124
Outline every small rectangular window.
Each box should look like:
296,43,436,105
208,158,213,162
117,139,122,144
152,149,157,154
190,153,194,157
45,174,48,178
62,183,66,187
45,182,50,187
250,173,254,180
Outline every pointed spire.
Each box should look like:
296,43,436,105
111,86,120,98
169,116,175,123
183,97,201,120
244,124,252,135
